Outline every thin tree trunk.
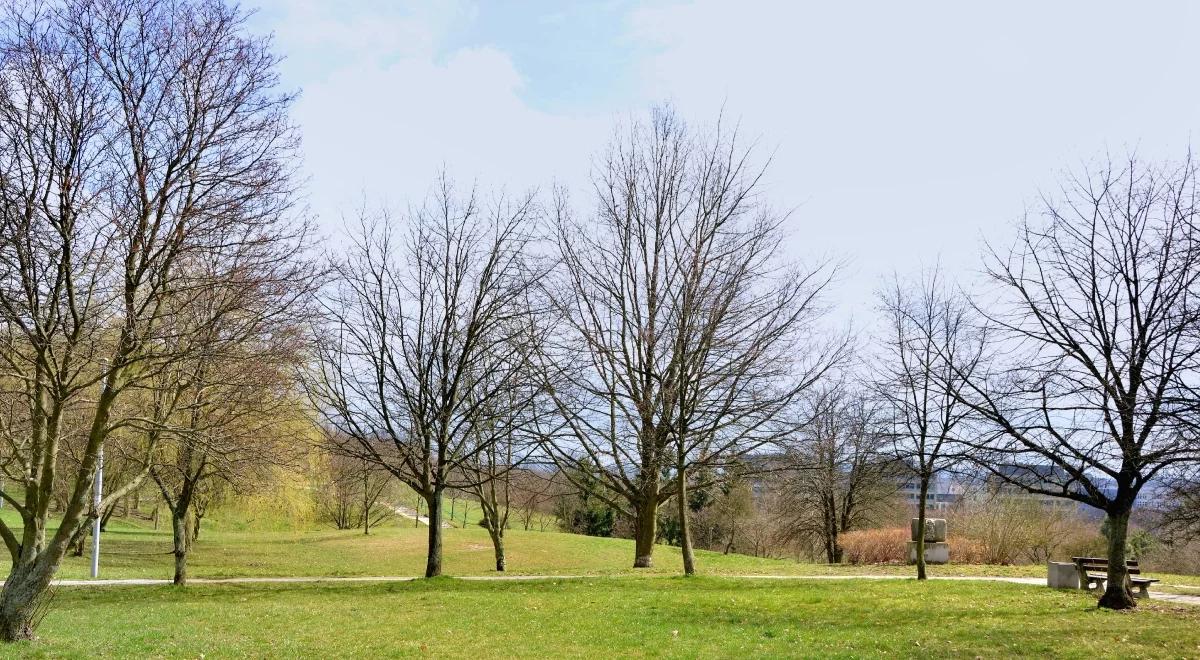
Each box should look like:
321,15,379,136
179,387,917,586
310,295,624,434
487,523,506,572
1098,508,1137,610
424,490,443,578
362,474,371,535
915,475,929,580
633,500,658,568
172,506,190,586
676,470,695,576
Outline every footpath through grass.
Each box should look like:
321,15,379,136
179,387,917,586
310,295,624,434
14,577,1200,658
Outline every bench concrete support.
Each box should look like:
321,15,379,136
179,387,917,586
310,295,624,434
1047,561,1080,589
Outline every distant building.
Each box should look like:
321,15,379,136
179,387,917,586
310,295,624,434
896,471,963,511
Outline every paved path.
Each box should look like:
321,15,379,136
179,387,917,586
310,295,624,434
30,573,1200,605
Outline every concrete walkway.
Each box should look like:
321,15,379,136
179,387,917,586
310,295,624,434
30,573,1200,605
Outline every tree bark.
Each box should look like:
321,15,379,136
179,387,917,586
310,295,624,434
0,561,56,642
172,506,190,586
488,525,506,572
632,500,658,568
676,470,695,576
915,474,929,581
424,490,443,578
1098,508,1137,610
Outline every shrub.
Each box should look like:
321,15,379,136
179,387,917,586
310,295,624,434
947,536,986,564
839,528,908,564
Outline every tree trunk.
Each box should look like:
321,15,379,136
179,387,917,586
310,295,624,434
915,475,929,581
676,470,695,576
172,506,190,586
424,490,443,578
192,513,203,542
488,525,506,572
0,560,56,642
1098,508,1137,610
68,517,91,558
632,500,658,568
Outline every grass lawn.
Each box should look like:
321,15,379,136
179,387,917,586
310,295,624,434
10,577,1200,658
29,516,1200,591
6,509,1198,590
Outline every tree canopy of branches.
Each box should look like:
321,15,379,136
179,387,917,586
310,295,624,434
148,267,313,585
0,0,305,639
954,154,1200,609
540,106,844,573
778,384,900,564
875,267,984,580
309,179,546,577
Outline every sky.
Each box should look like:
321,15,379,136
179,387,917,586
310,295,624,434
247,0,1200,325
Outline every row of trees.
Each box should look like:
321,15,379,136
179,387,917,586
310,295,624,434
2,0,1198,645
0,0,317,640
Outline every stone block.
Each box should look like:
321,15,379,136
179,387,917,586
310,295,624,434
1047,561,1080,589
910,518,947,542
907,541,949,564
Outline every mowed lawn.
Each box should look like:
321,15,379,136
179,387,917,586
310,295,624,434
11,578,1200,658
33,520,1048,581
3,513,1200,657
6,511,1199,588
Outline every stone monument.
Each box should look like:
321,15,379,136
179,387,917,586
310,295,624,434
907,518,949,564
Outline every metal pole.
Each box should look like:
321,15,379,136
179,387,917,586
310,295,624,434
91,442,103,578
91,358,108,579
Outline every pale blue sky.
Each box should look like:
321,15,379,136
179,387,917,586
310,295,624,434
248,0,1200,323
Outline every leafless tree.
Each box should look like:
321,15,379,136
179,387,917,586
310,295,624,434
540,106,845,573
318,448,394,534
0,0,303,639
309,179,547,577
952,154,1200,609
149,276,312,585
778,383,901,563
1157,468,1200,545
509,466,565,531
875,267,985,580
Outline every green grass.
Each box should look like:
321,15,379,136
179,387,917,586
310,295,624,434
2,510,1198,657
10,577,1200,658
7,509,1199,589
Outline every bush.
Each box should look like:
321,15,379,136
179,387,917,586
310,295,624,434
947,536,986,564
840,528,907,564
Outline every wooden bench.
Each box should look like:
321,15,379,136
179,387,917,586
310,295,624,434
1070,557,1159,598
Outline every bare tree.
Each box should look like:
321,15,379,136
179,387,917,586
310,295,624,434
875,268,984,580
1158,469,1200,544
779,383,901,563
541,106,843,573
149,286,311,585
0,0,301,639
509,466,566,531
309,179,546,577
952,154,1200,609
318,448,394,534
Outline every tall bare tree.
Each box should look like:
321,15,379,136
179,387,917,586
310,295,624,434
875,268,984,580
952,154,1200,609
541,106,843,572
309,179,546,577
779,383,900,563
0,0,302,639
